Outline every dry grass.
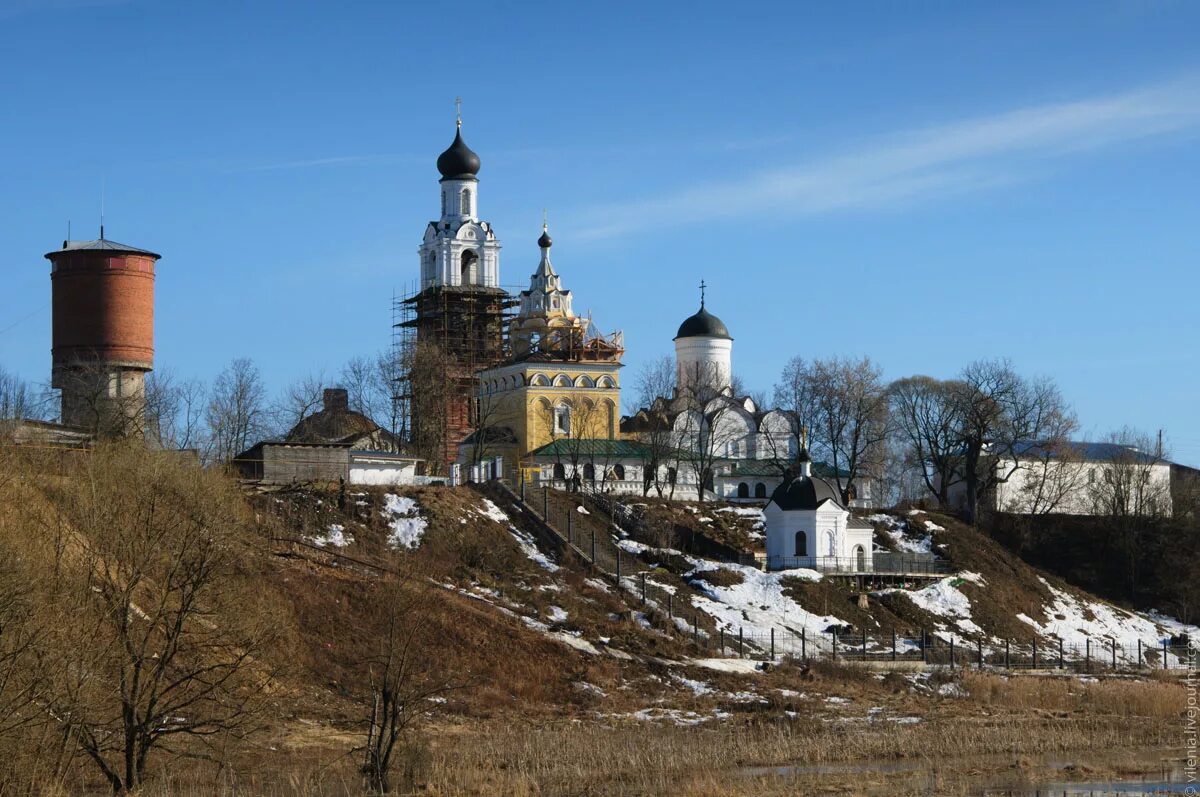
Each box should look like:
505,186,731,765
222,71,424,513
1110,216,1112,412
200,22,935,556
962,671,1185,718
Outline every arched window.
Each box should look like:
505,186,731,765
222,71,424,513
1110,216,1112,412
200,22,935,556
554,403,571,435
460,250,478,284
583,463,595,481
604,400,616,439
531,373,550,387
794,530,807,558
754,482,767,499
424,251,436,284
460,188,471,216
737,482,749,498
553,374,571,387
853,545,866,571
553,463,565,481
826,531,836,557
613,464,625,481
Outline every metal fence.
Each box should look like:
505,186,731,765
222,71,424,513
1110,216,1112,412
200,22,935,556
765,554,953,576
693,626,1195,671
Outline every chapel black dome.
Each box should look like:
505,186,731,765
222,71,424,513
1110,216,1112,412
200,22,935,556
538,228,552,248
674,306,732,340
436,127,481,180
770,474,843,511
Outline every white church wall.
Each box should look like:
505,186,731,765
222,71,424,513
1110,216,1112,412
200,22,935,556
675,336,732,392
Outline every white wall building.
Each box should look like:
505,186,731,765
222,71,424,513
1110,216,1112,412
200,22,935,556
942,441,1174,517
762,451,875,571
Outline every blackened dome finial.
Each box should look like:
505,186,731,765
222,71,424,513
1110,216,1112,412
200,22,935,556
436,105,481,180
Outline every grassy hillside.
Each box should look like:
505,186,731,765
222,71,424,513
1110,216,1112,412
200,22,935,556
0,446,1192,795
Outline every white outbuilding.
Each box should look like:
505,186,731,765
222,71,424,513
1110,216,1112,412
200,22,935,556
763,449,875,572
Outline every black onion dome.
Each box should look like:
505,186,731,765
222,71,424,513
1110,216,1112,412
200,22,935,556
674,306,732,340
538,228,552,248
436,127,481,179
770,474,843,511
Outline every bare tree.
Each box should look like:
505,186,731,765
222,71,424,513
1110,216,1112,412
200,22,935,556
0,367,50,422
35,442,282,793
888,375,966,508
143,369,207,451
407,343,454,473
1086,428,1171,601
359,577,460,794
954,359,1073,525
205,358,269,463
630,357,676,497
674,361,744,504
809,356,889,506
1004,439,1085,516
270,370,328,438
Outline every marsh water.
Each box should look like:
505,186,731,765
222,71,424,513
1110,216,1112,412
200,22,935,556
743,750,1191,795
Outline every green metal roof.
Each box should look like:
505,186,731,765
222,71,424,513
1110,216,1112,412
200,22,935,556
528,438,653,459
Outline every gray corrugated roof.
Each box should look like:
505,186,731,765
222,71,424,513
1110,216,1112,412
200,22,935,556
1011,440,1164,464
45,238,161,259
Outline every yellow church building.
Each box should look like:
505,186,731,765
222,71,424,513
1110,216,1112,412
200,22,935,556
462,225,624,481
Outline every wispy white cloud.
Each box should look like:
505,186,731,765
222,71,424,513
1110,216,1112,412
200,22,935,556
571,75,1200,241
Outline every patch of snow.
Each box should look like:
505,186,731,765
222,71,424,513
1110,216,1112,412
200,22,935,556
584,578,610,592
507,525,560,572
547,605,568,623
937,682,967,698
574,681,607,697
686,658,763,675
311,524,351,548
671,673,713,696
382,494,426,549
478,499,509,523
1017,579,1199,665
882,575,983,641
825,696,850,704
576,505,590,515
888,716,922,724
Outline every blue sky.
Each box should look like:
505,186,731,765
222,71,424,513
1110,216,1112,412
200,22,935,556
1,0,1198,464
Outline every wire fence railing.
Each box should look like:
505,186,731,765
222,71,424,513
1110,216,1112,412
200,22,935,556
766,554,953,576
487,480,1196,673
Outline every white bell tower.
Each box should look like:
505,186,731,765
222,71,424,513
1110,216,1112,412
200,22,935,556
418,102,501,290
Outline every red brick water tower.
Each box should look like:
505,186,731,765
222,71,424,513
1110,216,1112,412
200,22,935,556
43,230,161,432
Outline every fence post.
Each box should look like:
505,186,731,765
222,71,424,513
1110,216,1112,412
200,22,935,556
1032,639,1038,670
692,614,698,645
977,638,983,670
1163,639,1168,670
719,628,724,653
739,627,744,658
861,631,867,662
1111,639,1117,670
667,592,673,620
640,572,646,605
1004,639,1010,670
521,478,526,501
921,629,927,665
1137,639,1142,668
542,486,548,518
771,627,775,661
616,547,621,581
591,529,596,565
832,629,838,660
1058,638,1064,670
1085,639,1090,672
567,511,573,544
949,638,955,669
801,628,807,662
891,628,897,662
